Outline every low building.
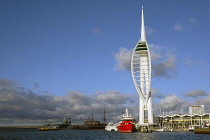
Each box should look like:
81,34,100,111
158,105,210,128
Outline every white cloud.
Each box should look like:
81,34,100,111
154,89,210,115
146,26,153,35
149,44,177,78
92,27,103,35
185,89,208,97
189,17,196,24
114,48,132,71
149,44,161,62
95,90,132,105
164,55,176,69
173,24,183,32
183,56,195,66
173,17,196,32
154,94,191,115
151,88,164,99
159,94,184,109
152,55,177,79
194,95,210,112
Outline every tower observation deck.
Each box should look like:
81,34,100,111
131,7,154,126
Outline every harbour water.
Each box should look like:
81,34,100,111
0,129,210,140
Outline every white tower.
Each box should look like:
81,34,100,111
131,7,154,125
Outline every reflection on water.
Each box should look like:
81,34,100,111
0,129,210,140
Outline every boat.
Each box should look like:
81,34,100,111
84,118,105,130
154,127,174,132
188,125,200,131
155,128,164,132
105,122,118,131
194,128,210,134
189,126,195,131
117,109,136,133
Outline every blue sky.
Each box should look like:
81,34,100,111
1,0,210,126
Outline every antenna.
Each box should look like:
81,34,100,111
181,108,183,115
103,107,106,124
159,107,161,116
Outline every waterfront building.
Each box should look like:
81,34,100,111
158,105,210,128
131,7,154,126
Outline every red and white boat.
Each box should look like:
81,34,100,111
117,109,136,133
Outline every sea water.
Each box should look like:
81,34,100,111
0,129,210,140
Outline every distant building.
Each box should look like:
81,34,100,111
62,117,71,125
189,105,204,115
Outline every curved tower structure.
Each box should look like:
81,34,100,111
131,7,153,125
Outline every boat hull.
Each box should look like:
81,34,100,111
38,128,59,131
155,128,164,132
105,128,117,131
194,128,210,134
117,123,136,133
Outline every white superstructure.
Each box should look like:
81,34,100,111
131,6,154,125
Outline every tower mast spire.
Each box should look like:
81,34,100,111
131,6,154,126
140,6,146,42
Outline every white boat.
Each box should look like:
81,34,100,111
188,125,200,131
189,126,194,131
155,128,164,132
155,127,173,132
105,122,118,131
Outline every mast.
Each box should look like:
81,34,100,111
140,6,146,42
103,107,106,124
92,111,94,121
122,106,124,115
